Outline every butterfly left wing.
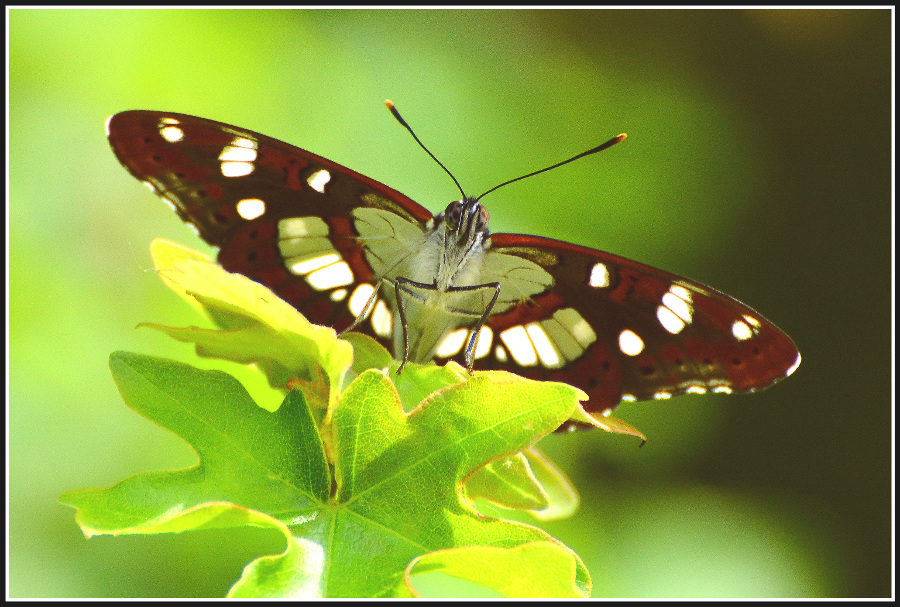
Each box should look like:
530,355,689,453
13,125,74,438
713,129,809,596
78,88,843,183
438,233,801,418
107,110,434,343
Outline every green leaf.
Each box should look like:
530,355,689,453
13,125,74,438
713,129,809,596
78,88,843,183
521,447,581,521
570,401,648,443
464,452,550,512
324,367,588,597
61,352,329,535
391,359,471,411
145,239,354,403
404,542,590,598
340,331,394,374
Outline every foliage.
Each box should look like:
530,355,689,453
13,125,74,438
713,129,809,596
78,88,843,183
60,240,607,597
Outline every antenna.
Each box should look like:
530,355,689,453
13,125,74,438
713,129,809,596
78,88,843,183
385,100,467,200
476,133,627,202
385,99,626,203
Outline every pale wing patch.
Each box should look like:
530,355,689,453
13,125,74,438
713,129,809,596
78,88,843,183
277,216,357,295
278,217,335,269
478,250,554,314
352,207,425,277
433,326,494,360
219,140,256,176
538,307,596,362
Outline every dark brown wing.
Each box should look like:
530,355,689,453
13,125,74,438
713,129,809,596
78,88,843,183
478,233,801,416
107,110,433,341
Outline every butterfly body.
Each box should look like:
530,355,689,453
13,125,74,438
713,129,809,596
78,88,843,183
386,210,490,364
107,110,800,425
355,202,493,365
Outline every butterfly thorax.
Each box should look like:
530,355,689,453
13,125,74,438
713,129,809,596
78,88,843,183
384,199,493,362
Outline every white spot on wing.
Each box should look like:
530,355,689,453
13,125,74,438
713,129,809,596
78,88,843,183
656,305,686,334
540,317,581,361
279,216,330,238
348,284,376,318
656,285,694,334
221,161,254,177
277,217,337,269
554,307,596,348
662,290,692,322
499,326,538,366
435,328,468,358
229,136,256,149
669,284,692,301
472,326,492,360
618,329,644,356
306,261,353,290
219,146,257,162
371,300,392,337
525,323,562,368
307,169,331,193
495,345,508,362
160,125,184,143
731,319,754,341
589,262,610,287
236,198,265,220
288,252,341,275
785,353,802,377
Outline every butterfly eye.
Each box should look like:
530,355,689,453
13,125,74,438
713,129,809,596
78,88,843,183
443,201,463,230
475,206,490,232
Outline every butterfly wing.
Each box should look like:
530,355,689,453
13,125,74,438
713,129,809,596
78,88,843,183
107,110,434,341
109,110,800,423
470,233,801,417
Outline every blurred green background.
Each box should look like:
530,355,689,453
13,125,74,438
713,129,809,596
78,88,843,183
8,8,891,598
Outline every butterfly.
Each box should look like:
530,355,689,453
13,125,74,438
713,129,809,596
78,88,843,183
107,105,800,431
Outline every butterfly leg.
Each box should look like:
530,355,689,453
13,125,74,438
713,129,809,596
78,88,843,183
338,276,399,337
445,281,501,371
338,281,382,336
394,276,437,374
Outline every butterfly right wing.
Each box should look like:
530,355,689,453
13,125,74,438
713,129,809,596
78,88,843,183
429,232,800,419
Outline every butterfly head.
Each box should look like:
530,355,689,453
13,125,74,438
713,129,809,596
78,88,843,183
437,198,491,248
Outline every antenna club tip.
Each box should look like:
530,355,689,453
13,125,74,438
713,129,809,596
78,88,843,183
384,99,395,110
616,133,627,141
